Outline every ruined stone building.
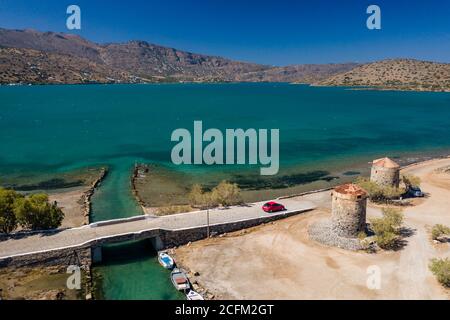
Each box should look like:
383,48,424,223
331,183,368,238
370,157,400,188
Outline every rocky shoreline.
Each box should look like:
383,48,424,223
80,167,108,225
78,167,109,300
131,163,150,209
169,247,216,300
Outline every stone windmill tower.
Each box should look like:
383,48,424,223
331,183,368,238
370,157,400,188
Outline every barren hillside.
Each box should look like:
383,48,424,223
0,28,357,84
317,59,450,92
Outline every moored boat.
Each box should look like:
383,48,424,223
170,268,190,291
158,252,175,269
186,290,204,300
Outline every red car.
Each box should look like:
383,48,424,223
262,201,286,213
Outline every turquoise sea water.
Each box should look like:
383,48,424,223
1,83,449,299
93,240,185,300
1,83,450,175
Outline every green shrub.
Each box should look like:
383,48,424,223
156,205,192,216
189,181,243,209
356,177,404,202
431,224,450,241
370,208,404,250
188,184,205,207
0,188,22,233
211,181,243,207
374,231,398,249
357,231,367,240
383,207,404,227
14,193,64,230
429,258,450,287
402,174,421,189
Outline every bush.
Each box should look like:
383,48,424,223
431,224,450,241
14,193,64,230
370,208,404,249
188,181,243,209
156,205,192,216
211,181,243,207
356,177,404,202
374,231,398,249
188,184,205,207
188,184,218,209
402,174,421,189
0,188,22,233
429,258,450,287
383,207,404,227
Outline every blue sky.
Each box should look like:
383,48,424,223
0,0,448,65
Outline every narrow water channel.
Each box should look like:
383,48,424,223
90,158,184,300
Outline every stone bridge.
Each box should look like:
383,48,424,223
0,197,316,267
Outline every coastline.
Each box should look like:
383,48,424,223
310,83,450,93
3,80,450,93
172,156,450,300
1,154,449,300
46,167,108,227
81,167,108,225
131,150,450,213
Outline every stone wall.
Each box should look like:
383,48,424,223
80,167,108,225
0,247,92,269
331,194,367,238
370,165,400,188
130,163,148,208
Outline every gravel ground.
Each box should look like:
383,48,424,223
308,219,363,251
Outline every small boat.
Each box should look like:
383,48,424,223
171,268,190,291
158,252,175,269
186,290,204,300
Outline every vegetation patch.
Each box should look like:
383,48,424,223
429,258,450,288
431,224,450,242
356,177,405,203
156,205,193,216
0,188,64,234
369,207,405,250
189,181,243,209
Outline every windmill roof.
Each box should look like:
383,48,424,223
334,183,367,196
372,157,400,169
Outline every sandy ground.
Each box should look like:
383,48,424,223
174,158,450,300
48,187,88,228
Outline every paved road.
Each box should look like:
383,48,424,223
0,197,316,259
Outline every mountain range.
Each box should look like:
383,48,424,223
0,28,448,91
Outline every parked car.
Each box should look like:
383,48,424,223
262,201,286,213
407,186,424,198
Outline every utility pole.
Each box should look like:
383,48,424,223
206,207,210,238
203,193,214,238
